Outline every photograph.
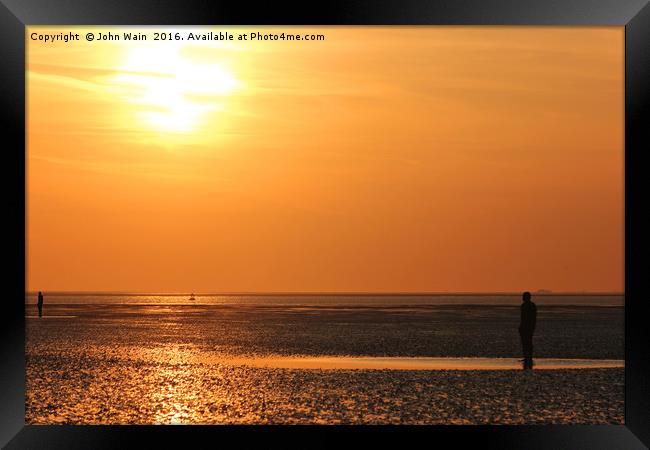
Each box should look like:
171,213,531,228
23,25,627,426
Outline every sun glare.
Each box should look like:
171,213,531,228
114,44,240,133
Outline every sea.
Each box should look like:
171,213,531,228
24,293,623,307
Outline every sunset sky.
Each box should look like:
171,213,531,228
26,27,624,293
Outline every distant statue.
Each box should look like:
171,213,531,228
519,291,537,370
37,291,44,318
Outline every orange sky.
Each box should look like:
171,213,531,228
26,26,624,293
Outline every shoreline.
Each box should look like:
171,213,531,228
186,355,625,371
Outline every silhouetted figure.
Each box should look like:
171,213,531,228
519,291,537,370
37,291,44,318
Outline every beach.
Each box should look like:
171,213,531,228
25,296,624,424
23,22,627,432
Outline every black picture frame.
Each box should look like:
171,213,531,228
1,1,648,448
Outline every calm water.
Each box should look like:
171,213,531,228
25,293,624,307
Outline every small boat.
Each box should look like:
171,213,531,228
189,293,195,301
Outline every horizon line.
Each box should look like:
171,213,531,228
24,290,625,296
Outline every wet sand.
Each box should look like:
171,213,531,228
26,303,624,424
189,355,624,370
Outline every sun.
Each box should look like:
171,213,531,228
113,43,240,133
